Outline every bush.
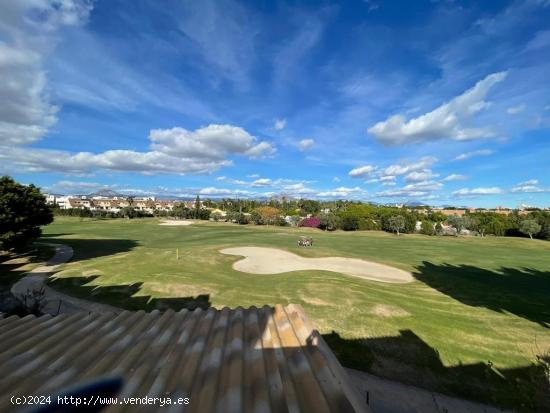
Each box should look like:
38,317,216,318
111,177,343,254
236,213,249,225
358,218,379,231
420,220,434,235
299,217,321,228
341,216,359,231
288,215,301,226
319,213,340,231
250,211,261,224
211,211,223,221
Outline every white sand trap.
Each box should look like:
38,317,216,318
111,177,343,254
220,247,413,283
159,220,193,226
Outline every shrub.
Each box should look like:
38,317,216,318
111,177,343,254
319,213,340,231
420,220,434,235
341,216,359,231
237,213,249,225
358,218,378,231
299,217,321,228
288,215,301,226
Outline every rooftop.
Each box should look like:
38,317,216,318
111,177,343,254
0,304,368,412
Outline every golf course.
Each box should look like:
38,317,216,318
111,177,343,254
39,216,550,410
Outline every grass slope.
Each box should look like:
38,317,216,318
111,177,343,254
43,217,550,411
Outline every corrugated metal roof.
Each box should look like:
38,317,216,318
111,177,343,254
0,304,369,413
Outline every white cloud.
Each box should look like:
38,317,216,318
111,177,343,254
349,165,376,178
44,180,117,194
382,156,437,176
0,0,92,146
298,138,314,151
506,103,526,115
317,187,367,198
376,189,431,198
274,118,287,130
376,179,442,199
150,124,275,160
442,174,468,182
251,178,272,187
332,176,341,182
404,180,443,191
454,149,494,161
510,179,550,193
368,72,507,145
198,187,254,196
453,187,503,197
1,124,276,175
404,170,439,182
367,175,397,185
246,174,260,179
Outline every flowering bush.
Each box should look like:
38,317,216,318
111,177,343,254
299,217,321,228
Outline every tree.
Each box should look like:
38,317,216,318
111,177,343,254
319,212,340,231
299,199,320,216
519,219,541,240
119,206,138,219
447,214,465,236
253,206,281,226
0,176,53,251
172,203,190,219
388,215,405,236
470,214,495,237
194,195,201,219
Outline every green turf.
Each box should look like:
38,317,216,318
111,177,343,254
43,217,550,411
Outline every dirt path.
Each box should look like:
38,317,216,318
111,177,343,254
220,246,413,283
11,243,121,315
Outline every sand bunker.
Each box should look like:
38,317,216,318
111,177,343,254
220,247,413,283
159,220,193,226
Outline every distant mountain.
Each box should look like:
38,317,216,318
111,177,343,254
404,201,429,207
87,189,126,198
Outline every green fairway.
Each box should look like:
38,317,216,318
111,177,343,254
43,217,550,411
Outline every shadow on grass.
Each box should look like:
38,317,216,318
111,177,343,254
40,237,139,263
47,275,211,311
0,245,55,287
324,330,550,412
413,262,550,328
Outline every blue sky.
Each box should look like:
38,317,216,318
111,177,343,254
1,0,550,207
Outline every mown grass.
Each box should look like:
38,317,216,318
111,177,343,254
43,217,550,411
